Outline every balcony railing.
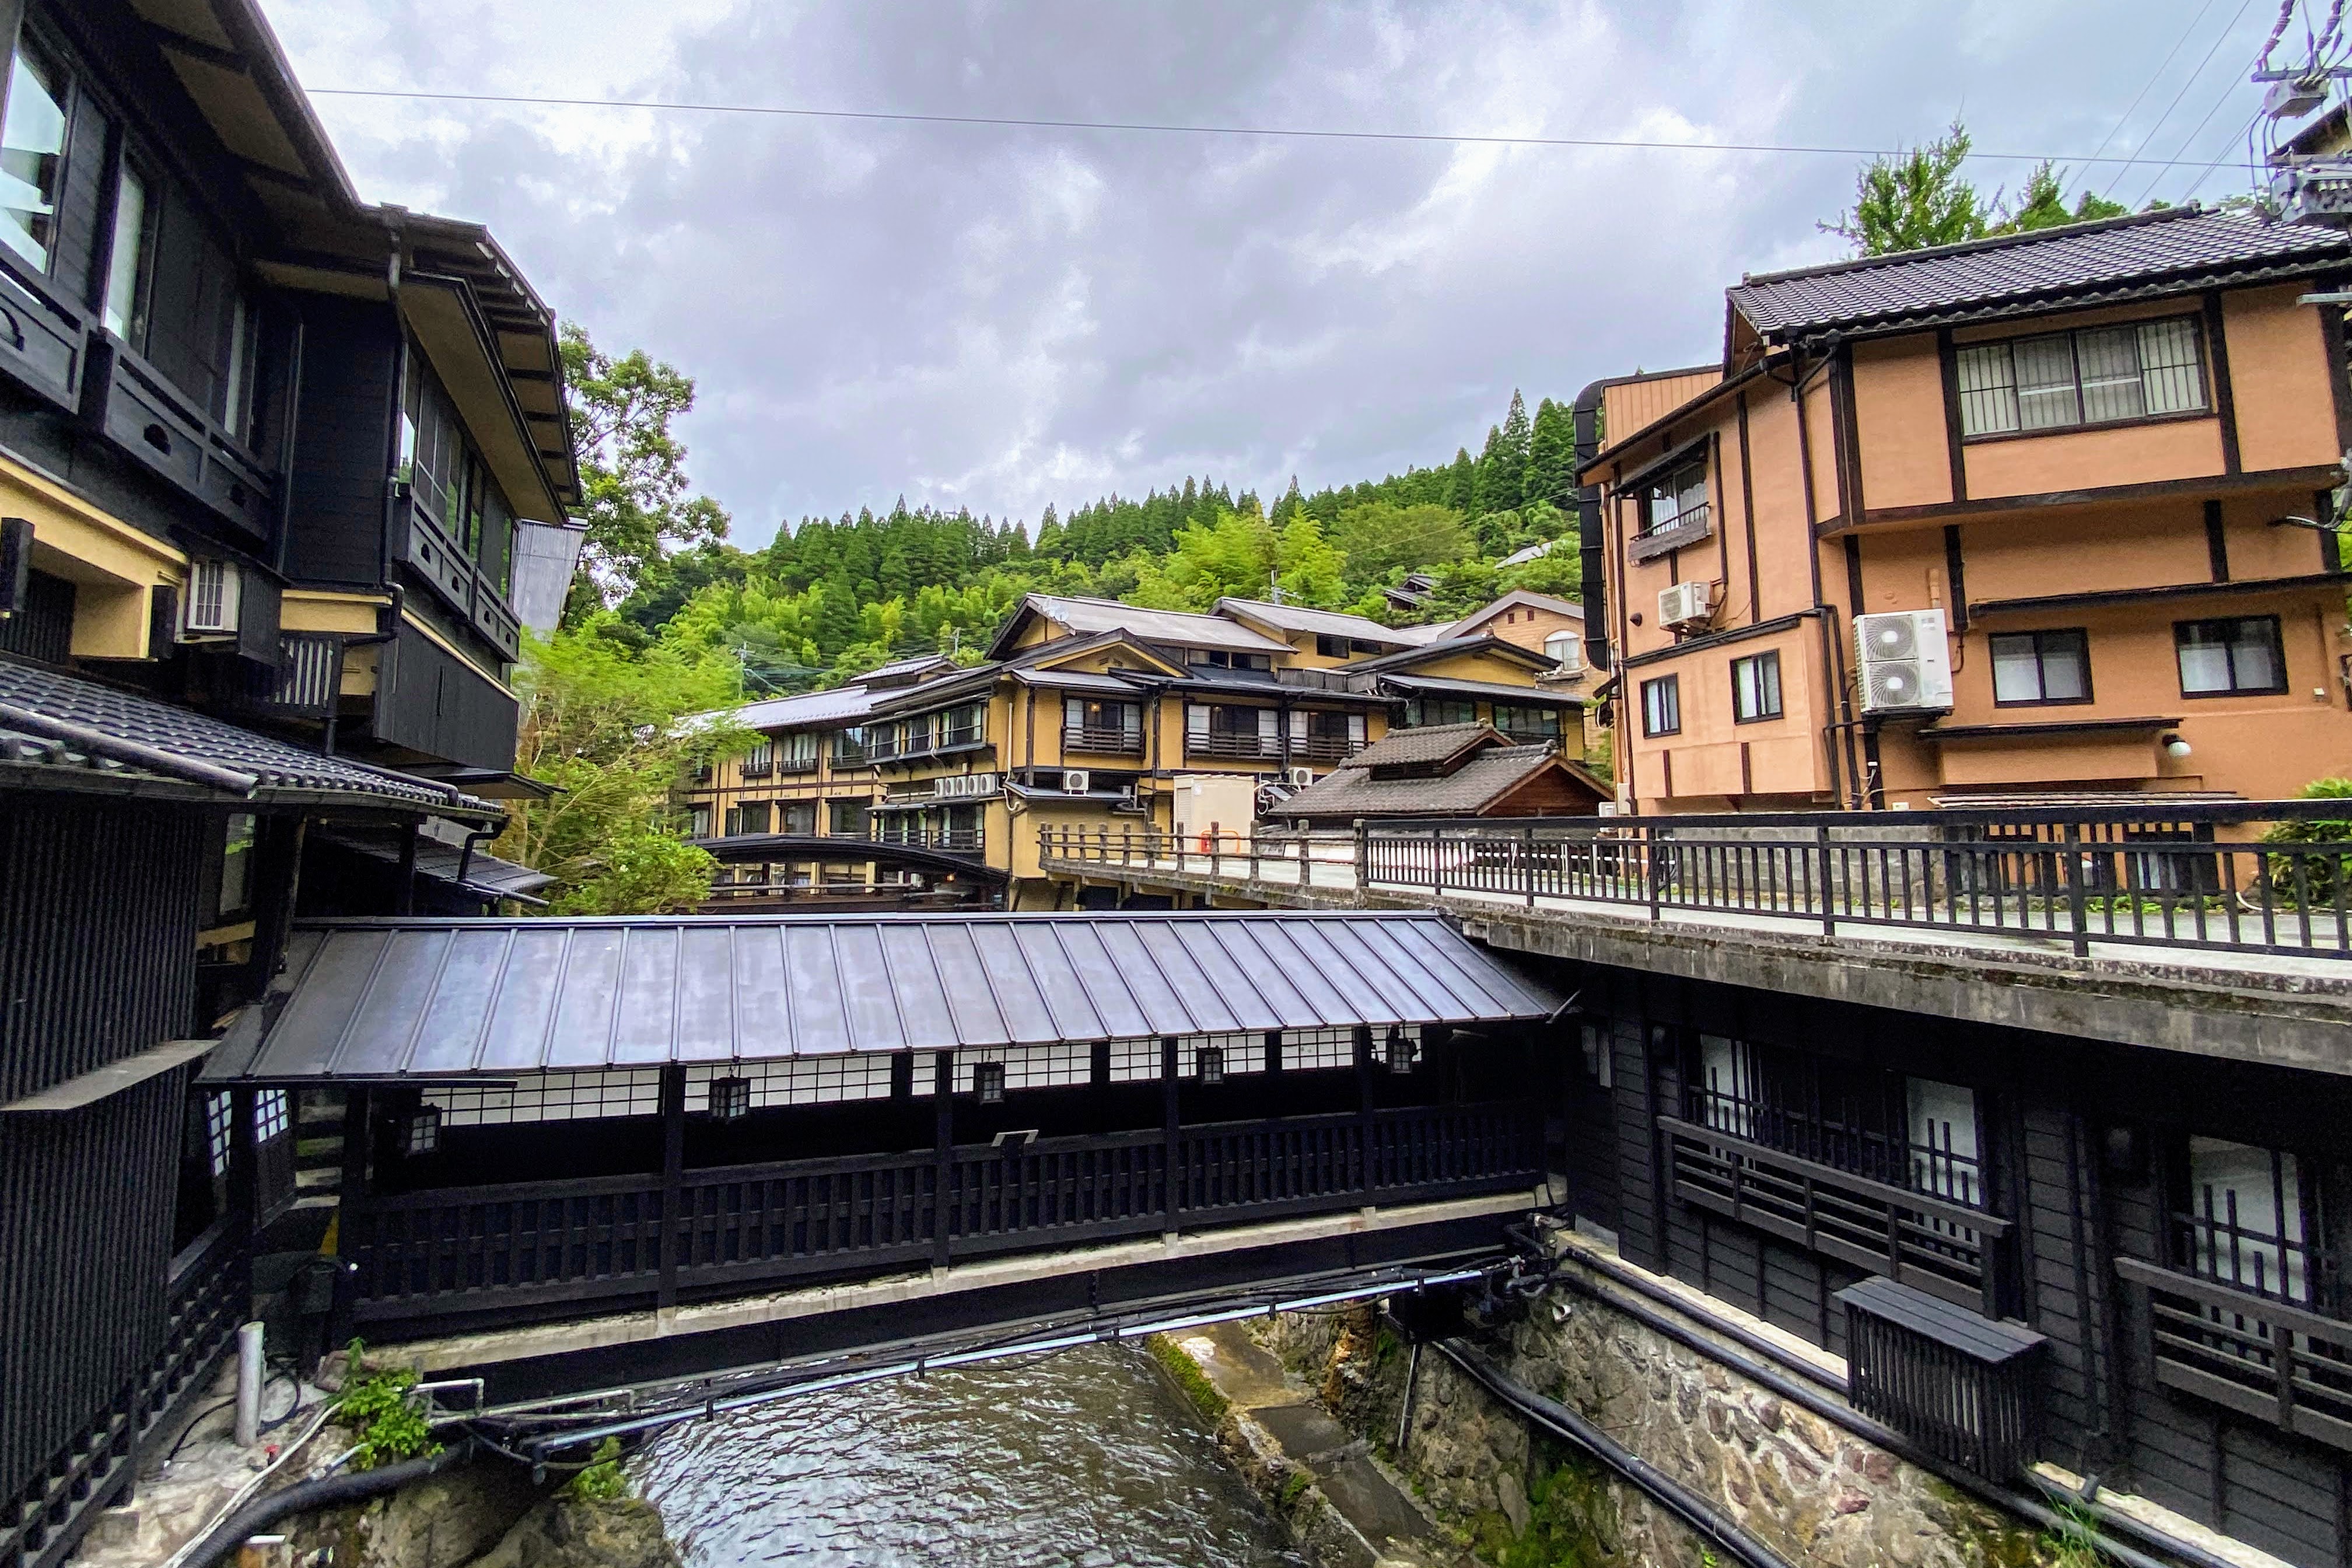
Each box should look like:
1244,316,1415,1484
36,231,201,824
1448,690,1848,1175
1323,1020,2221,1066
1659,1112,2010,1313
1063,725,1144,756
86,336,277,542
1292,734,1364,764
867,722,988,764
1185,730,1281,760
870,824,986,855
395,503,524,662
1629,500,1712,562
2115,1256,2352,1451
0,251,89,415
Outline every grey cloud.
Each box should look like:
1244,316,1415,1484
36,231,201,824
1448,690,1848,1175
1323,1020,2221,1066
266,0,2286,547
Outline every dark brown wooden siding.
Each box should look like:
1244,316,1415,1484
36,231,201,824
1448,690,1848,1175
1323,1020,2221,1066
0,1066,186,1522
0,797,205,1102
282,295,397,588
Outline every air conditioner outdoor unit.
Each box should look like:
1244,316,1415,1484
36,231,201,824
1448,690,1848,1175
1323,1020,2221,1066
1287,766,1316,789
1657,580,1715,629
1854,609,1954,714
181,560,241,638
1062,769,1090,794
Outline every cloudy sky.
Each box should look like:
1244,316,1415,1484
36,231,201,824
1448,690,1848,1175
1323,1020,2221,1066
261,0,2298,547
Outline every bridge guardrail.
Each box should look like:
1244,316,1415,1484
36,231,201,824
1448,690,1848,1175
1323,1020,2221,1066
1037,802,2352,960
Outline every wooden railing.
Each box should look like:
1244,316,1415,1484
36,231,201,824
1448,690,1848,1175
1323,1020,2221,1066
1660,1114,2011,1314
1292,734,1364,763
2115,1256,2352,1452
1062,725,1144,755
1185,731,1282,760
339,1102,1540,1322
1042,803,2352,961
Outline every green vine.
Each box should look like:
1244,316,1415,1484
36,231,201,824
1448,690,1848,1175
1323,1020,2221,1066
332,1339,441,1471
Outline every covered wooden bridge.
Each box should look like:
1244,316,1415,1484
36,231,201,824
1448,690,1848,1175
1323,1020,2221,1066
201,910,1563,1350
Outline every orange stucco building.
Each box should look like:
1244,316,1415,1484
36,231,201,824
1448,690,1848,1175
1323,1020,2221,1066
1577,207,2352,812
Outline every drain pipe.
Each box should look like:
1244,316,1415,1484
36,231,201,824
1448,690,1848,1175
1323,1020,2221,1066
1514,1255,2206,1568
1432,1338,1796,1568
180,1440,480,1568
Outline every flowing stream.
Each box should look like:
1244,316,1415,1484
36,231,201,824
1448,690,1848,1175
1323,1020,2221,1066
630,1344,1306,1567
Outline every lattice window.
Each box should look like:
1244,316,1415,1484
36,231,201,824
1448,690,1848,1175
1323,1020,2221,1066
957,1042,1093,1092
254,1089,289,1143
1185,1032,1268,1077
205,1092,233,1175
685,1055,899,1108
1283,1027,1363,1071
1107,1038,1164,1082
424,1069,666,1126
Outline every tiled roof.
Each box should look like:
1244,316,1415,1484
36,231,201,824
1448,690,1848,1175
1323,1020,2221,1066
1210,598,1443,646
1379,673,1584,707
1018,595,1291,653
1343,634,1552,675
1343,722,1503,769
1448,590,1584,639
1276,745,1564,820
0,658,500,816
1728,207,2352,340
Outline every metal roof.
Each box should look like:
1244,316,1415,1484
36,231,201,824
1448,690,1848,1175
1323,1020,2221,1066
0,659,501,818
200,911,1562,1083
1210,598,1441,647
1343,634,1553,676
312,829,555,903
1380,673,1584,707
683,684,876,736
1728,206,2352,341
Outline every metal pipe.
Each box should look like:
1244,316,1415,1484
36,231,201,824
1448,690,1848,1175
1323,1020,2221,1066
0,701,262,795
178,1440,478,1568
233,1322,265,1447
1432,1338,1796,1568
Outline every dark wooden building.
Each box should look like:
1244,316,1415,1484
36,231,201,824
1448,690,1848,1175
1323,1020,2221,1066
0,2,576,1562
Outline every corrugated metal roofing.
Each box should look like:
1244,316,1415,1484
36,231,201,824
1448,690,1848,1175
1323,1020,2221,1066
1380,673,1584,706
200,911,1562,1083
0,658,499,816
1729,206,2352,340
683,684,876,736
1210,598,1436,646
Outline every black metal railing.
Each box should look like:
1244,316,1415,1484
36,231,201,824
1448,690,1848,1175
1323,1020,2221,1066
1681,1084,1987,1212
1658,1113,2011,1313
1038,803,2352,961
2115,1256,2352,1452
1063,725,1144,755
869,824,986,854
338,1102,1539,1322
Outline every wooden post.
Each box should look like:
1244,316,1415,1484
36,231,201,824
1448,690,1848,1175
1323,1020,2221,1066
658,1065,685,1311
933,1052,955,1268
2064,822,2091,957
228,1087,259,1234
1431,827,1444,895
327,1086,370,1349
393,822,418,916
1524,824,1538,909
1354,1026,1377,1195
1161,1037,1181,1237
1354,818,1368,891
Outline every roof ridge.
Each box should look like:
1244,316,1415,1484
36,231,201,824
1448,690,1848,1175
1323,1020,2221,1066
1737,204,2202,289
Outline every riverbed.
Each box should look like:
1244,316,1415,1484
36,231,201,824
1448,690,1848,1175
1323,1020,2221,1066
630,1344,1307,1567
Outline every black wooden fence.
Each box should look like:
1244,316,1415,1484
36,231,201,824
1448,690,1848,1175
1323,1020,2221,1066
340,1102,1541,1324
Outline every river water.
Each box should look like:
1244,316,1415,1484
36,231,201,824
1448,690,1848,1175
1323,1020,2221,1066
631,1345,1307,1567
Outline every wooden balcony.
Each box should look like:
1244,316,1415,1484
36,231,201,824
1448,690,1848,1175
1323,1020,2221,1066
394,503,524,662
0,252,89,415
1185,730,1280,761
83,337,276,543
1292,734,1363,764
1659,1112,2010,1313
1063,725,1143,756
2115,1256,2352,1452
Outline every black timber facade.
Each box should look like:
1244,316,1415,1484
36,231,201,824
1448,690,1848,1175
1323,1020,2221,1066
1553,960,2352,1568
0,2,576,1562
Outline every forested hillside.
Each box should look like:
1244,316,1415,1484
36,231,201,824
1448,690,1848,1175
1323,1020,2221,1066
601,387,1584,692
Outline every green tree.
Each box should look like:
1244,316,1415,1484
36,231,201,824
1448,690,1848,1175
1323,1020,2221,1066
1128,507,1280,610
1821,121,1990,257
497,623,743,914
560,325,732,621
1273,509,1348,607
1524,397,1576,510
1993,160,2129,233
1483,390,1533,515
1332,502,1471,592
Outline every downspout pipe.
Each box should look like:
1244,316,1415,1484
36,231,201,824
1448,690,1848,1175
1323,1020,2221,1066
1572,380,1612,676
1432,1338,1797,1568
181,1440,480,1568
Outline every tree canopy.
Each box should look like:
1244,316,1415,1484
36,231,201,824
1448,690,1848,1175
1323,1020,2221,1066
561,325,732,621
1821,123,2132,259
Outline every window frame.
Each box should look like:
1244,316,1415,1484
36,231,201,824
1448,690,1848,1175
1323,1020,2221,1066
1987,628,2094,708
2174,615,2289,698
1640,674,1681,738
1954,314,2211,443
1729,650,1783,724
0,34,72,278
1637,453,1711,539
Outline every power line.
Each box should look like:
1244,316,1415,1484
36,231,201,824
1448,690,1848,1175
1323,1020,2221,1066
304,86,2269,171
2084,0,2222,171
2106,0,2262,196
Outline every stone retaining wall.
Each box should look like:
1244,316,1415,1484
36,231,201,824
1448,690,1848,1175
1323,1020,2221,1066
1250,1256,2068,1567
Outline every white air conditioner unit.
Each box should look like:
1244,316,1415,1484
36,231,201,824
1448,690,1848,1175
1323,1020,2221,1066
1287,766,1316,789
1062,769,1090,794
1657,580,1715,630
182,560,242,638
1854,609,1954,715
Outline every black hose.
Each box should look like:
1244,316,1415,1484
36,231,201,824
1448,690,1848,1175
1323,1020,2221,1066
180,1440,478,1568
1521,1256,2203,1568
1432,1338,1797,1568
1542,1234,1844,1395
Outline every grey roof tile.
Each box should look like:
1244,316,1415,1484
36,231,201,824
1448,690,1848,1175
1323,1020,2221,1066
0,657,499,815
1729,207,2352,340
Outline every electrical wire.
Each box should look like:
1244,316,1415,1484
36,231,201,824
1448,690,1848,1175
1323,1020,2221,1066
2179,106,2267,202
2135,55,2270,207
303,86,2294,173
2106,0,2264,197
2085,0,2224,172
